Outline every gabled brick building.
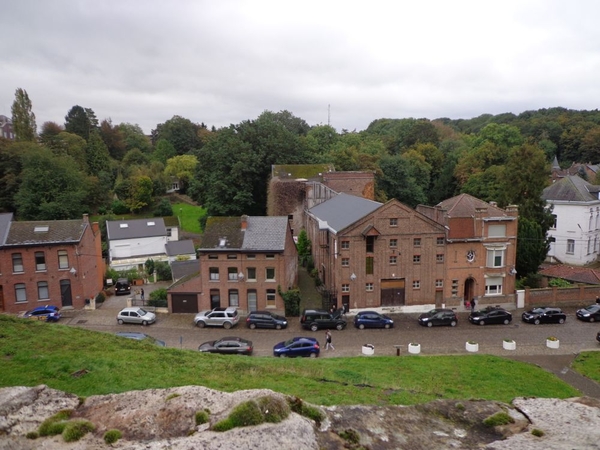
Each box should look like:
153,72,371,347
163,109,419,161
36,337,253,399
168,216,297,314
0,213,104,314
417,194,519,308
305,194,448,311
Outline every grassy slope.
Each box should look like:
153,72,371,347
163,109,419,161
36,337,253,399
0,316,580,405
173,203,205,234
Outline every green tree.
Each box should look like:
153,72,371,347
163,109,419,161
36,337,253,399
64,105,96,141
152,138,177,165
376,155,427,208
118,123,152,154
152,116,202,155
11,88,37,142
165,154,198,193
39,121,64,148
86,130,111,175
47,132,88,173
15,148,89,219
0,140,35,212
99,119,126,160
296,229,312,266
128,176,153,212
516,218,549,278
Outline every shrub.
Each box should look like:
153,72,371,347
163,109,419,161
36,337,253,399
153,198,173,217
25,431,38,439
257,395,290,423
103,429,122,444
155,261,172,281
483,411,515,427
195,409,210,425
149,288,168,307
287,396,324,425
62,420,95,442
278,287,302,317
110,200,130,215
531,428,545,437
165,393,180,401
455,402,465,411
38,410,73,436
95,291,105,304
212,400,264,432
338,428,360,444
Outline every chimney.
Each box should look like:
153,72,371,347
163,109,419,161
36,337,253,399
241,215,248,230
82,213,89,223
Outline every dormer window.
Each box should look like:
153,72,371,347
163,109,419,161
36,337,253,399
219,238,227,248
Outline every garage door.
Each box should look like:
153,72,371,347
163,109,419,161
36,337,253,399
380,279,405,306
171,294,199,314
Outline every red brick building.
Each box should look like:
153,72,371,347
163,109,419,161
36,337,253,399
168,216,298,314
417,194,519,308
0,213,104,314
306,194,448,311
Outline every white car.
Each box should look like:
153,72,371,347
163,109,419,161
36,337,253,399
117,307,156,326
194,307,239,329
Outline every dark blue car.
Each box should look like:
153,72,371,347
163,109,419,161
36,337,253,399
354,311,394,329
273,337,320,358
23,305,61,322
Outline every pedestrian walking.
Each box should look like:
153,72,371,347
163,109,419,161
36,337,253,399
471,297,476,312
140,288,145,302
325,330,335,351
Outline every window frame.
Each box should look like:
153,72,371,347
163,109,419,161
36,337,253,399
15,283,27,303
57,250,69,269
265,267,276,281
37,281,49,299
12,253,24,273
209,267,219,281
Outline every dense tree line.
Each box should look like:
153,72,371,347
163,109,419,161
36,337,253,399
7,88,600,277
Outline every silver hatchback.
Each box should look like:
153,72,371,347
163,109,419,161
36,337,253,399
117,307,156,326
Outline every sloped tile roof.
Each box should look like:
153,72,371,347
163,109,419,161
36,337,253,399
539,264,600,285
106,218,167,240
308,192,382,233
165,240,196,256
437,193,508,218
199,216,289,251
0,213,13,245
170,260,200,281
4,218,86,246
542,175,599,202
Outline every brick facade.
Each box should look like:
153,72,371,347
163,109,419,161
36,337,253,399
0,215,104,314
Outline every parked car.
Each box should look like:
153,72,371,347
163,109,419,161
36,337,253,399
194,307,239,329
576,304,600,322
521,307,566,325
273,337,320,358
117,307,156,326
597,331,600,344
246,311,288,329
114,278,131,296
418,309,458,327
115,332,166,347
300,309,346,332
198,337,253,355
354,311,394,329
22,305,61,322
468,306,513,326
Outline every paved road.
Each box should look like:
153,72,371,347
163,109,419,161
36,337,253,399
62,290,600,398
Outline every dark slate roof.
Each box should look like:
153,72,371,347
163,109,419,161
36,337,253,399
106,218,167,240
542,175,599,202
165,240,196,256
170,259,200,281
4,218,86,246
437,193,509,218
539,264,600,285
199,216,289,251
308,193,382,233
0,213,13,245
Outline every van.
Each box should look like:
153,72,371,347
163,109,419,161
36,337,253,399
300,308,346,332
115,278,131,296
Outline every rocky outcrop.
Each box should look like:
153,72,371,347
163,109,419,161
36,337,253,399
0,385,599,449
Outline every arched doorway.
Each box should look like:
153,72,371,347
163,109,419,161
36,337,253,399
463,277,475,305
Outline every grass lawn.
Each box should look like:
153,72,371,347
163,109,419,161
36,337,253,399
0,316,580,405
172,203,206,233
572,351,600,383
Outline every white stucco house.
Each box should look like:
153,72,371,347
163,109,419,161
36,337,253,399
542,175,600,266
106,218,171,271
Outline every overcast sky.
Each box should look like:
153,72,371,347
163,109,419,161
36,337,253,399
2,0,600,134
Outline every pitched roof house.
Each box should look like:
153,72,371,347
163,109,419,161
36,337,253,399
0,213,104,314
306,193,448,311
418,194,519,308
168,216,297,314
542,175,600,265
